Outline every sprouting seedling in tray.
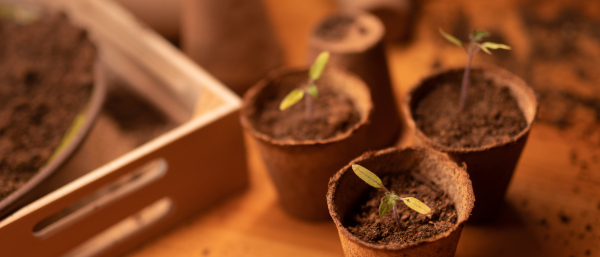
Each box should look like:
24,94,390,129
439,28,511,111
352,164,432,228
279,51,330,119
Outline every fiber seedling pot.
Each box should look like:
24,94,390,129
327,147,474,257
181,0,283,96
308,11,401,150
0,10,105,218
240,66,372,220
404,67,538,223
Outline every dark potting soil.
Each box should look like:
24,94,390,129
252,80,361,141
346,172,457,245
413,70,528,148
0,14,95,201
314,15,367,42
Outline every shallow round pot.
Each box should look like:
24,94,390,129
181,0,283,96
308,11,401,150
240,66,372,220
0,63,106,219
403,67,538,223
327,147,475,257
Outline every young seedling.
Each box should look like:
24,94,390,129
352,164,432,229
279,51,330,119
439,28,511,111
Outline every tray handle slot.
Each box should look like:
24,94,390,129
32,158,168,238
62,197,172,257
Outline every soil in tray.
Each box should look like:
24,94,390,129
413,70,528,148
251,81,361,141
345,172,457,245
0,14,95,201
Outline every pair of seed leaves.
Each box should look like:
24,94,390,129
279,51,330,111
351,164,432,217
439,28,511,54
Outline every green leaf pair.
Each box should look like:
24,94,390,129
351,164,432,217
439,28,511,55
279,51,329,111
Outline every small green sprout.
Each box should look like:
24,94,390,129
439,28,511,111
279,51,330,119
352,164,432,228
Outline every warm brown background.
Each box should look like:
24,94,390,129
126,0,600,256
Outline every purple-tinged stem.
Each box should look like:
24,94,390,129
392,204,403,229
305,91,312,121
458,44,480,111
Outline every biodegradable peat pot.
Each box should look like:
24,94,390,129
404,67,538,223
327,147,474,257
308,11,401,150
334,0,420,42
0,12,105,218
240,66,372,220
181,0,283,96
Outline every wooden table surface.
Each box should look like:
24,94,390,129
127,0,600,256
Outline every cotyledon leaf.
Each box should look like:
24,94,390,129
352,164,384,189
480,42,511,50
309,51,330,81
439,28,463,47
402,197,432,216
279,89,305,110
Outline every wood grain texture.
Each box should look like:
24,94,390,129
126,0,600,256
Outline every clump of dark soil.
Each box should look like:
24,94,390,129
251,78,360,141
0,14,95,201
345,172,457,245
413,70,528,148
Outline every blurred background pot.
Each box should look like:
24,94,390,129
308,11,401,150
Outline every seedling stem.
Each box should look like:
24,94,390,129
439,28,511,111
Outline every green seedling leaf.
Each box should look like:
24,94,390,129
480,42,511,50
478,42,511,55
478,44,492,54
352,164,384,189
389,194,401,201
402,197,432,216
472,30,490,41
439,28,462,47
309,51,330,81
379,195,393,216
306,83,318,98
279,89,305,110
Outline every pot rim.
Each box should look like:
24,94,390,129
0,62,106,218
327,146,475,251
308,10,385,54
240,66,373,147
403,65,539,154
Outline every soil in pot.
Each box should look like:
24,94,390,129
0,14,95,201
249,73,361,141
346,172,457,245
413,69,528,148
